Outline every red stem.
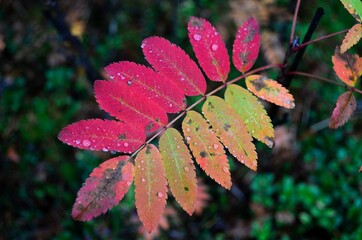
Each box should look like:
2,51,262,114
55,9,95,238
290,0,302,44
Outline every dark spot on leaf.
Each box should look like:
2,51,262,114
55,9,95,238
251,76,267,91
184,187,189,192
118,134,127,140
146,145,151,154
187,119,192,125
223,124,231,131
208,101,215,109
240,51,250,65
210,153,216,156
195,126,200,131
190,18,203,28
244,25,257,43
145,122,154,131
200,151,207,158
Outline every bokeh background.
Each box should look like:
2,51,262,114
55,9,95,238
1,0,361,239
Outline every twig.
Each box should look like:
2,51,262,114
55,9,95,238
290,0,301,44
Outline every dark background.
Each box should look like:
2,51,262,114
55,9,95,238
1,0,361,239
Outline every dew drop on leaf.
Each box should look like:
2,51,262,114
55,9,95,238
102,147,108,152
184,166,190,172
124,142,129,147
82,140,91,147
222,166,228,173
193,34,201,41
157,192,163,198
75,140,80,145
127,181,132,186
141,178,146,183
186,136,191,141
211,44,219,51
213,143,219,149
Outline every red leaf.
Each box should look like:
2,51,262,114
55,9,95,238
332,47,362,87
94,80,168,132
232,17,260,73
72,156,134,221
104,61,186,113
188,17,230,82
58,119,146,153
142,36,206,96
329,91,357,129
135,144,168,233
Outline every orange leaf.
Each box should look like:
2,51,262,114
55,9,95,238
332,47,362,87
202,96,257,171
245,75,295,109
134,144,168,232
182,111,231,189
159,128,197,215
329,91,357,129
341,23,362,53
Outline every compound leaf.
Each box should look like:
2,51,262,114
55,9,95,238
329,91,357,128
159,128,197,215
202,96,257,171
105,61,186,113
94,80,168,132
232,17,260,73
341,23,362,53
135,144,168,233
246,74,295,109
142,36,206,96
188,17,230,82
225,84,274,147
332,47,362,87
58,119,146,153
72,156,134,221
182,111,231,189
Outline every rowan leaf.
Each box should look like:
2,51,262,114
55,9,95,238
188,16,230,82
232,17,260,74
329,91,357,129
134,144,168,233
182,111,231,189
202,96,257,171
341,24,362,53
104,61,186,113
72,156,134,221
225,84,274,147
159,128,197,215
340,0,362,22
332,47,362,87
94,80,168,132
142,36,206,96
58,119,145,153
245,74,295,109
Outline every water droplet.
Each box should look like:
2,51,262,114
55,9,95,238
102,147,108,152
124,142,129,147
180,77,185,81
169,103,173,107
193,34,201,41
173,137,177,140
174,179,178,183
186,136,191,141
141,43,145,48
127,181,132,186
110,75,115,79
213,143,219,149
127,80,132,85
121,75,125,80
157,192,163,198
211,44,218,51
177,145,180,149
186,127,191,132
222,166,228,173
184,166,190,172
141,178,146,182
82,140,91,147
75,140,81,145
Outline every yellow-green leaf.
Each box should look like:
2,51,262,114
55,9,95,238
225,84,274,147
202,96,257,171
134,144,167,233
246,74,295,109
159,128,197,215
341,23,362,53
340,0,362,22
182,111,231,189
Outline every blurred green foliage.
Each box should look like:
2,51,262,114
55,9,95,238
0,0,361,239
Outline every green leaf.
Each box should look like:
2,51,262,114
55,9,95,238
159,128,197,215
202,96,257,171
341,0,362,22
225,84,274,148
182,111,231,189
